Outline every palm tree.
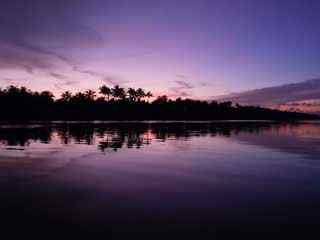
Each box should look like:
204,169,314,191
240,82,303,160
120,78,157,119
73,92,86,103
60,91,72,102
127,88,137,102
40,91,54,103
145,91,153,102
84,90,96,101
99,85,112,101
220,101,232,109
136,88,146,102
6,85,20,96
153,95,168,104
112,85,126,100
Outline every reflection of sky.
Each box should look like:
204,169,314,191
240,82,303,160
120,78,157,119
232,123,320,159
1,0,320,98
1,122,320,176
1,122,320,227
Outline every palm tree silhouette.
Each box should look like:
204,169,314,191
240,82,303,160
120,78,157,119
127,88,137,102
146,91,153,102
84,90,96,101
136,88,146,102
60,91,72,102
112,85,126,100
0,83,314,121
99,85,112,101
40,91,55,103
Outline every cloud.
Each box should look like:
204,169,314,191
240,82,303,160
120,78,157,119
167,75,195,98
64,80,78,86
53,83,64,91
72,67,100,77
53,80,79,91
102,76,122,86
48,71,79,90
0,42,57,72
1,78,15,85
0,3,105,50
0,3,105,76
215,78,320,105
72,66,124,86
199,82,209,87
170,91,192,98
23,65,35,75
174,80,194,89
112,51,154,61
213,78,320,114
165,90,192,99
169,87,193,98
176,74,187,79
49,72,68,80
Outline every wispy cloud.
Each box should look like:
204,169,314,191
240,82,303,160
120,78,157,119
53,80,79,91
176,74,187,79
167,74,195,98
174,80,194,89
73,66,124,86
23,65,35,75
102,76,123,86
167,91,192,98
49,72,68,80
214,78,320,108
0,42,56,72
0,5,105,77
1,78,16,85
72,67,99,77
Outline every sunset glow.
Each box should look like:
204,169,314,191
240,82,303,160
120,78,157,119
1,0,320,99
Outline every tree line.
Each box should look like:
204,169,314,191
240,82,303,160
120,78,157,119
0,85,318,120
58,85,153,103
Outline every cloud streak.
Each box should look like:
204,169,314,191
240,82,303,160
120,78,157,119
213,78,320,114
72,66,125,87
49,72,68,80
214,79,320,105
0,1,105,79
167,75,195,98
174,80,194,89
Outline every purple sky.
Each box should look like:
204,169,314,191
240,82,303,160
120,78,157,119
1,0,320,98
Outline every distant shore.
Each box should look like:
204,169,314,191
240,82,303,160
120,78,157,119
1,85,318,121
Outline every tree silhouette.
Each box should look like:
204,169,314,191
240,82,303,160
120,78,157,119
60,91,72,102
127,88,137,102
0,84,317,121
220,101,232,109
154,95,168,104
145,91,153,102
136,88,146,102
99,85,112,101
112,85,126,100
72,92,87,103
84,90,96,101
39,91,55,104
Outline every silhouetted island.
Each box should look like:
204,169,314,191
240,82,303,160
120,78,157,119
0,85,318,121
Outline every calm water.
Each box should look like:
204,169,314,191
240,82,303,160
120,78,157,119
1,121,320,236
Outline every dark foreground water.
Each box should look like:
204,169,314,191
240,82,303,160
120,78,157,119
1,121,320,238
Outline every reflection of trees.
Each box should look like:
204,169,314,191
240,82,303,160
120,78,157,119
98,128,147,152
0,123,275,150
0,127,52,146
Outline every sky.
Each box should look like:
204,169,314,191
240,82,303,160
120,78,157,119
1,0,320,99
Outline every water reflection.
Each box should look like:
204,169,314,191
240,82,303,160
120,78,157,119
0,122,277,150
1,122,319,158
1,121,320,235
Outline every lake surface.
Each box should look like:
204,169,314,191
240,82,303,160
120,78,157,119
1,121,320,237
